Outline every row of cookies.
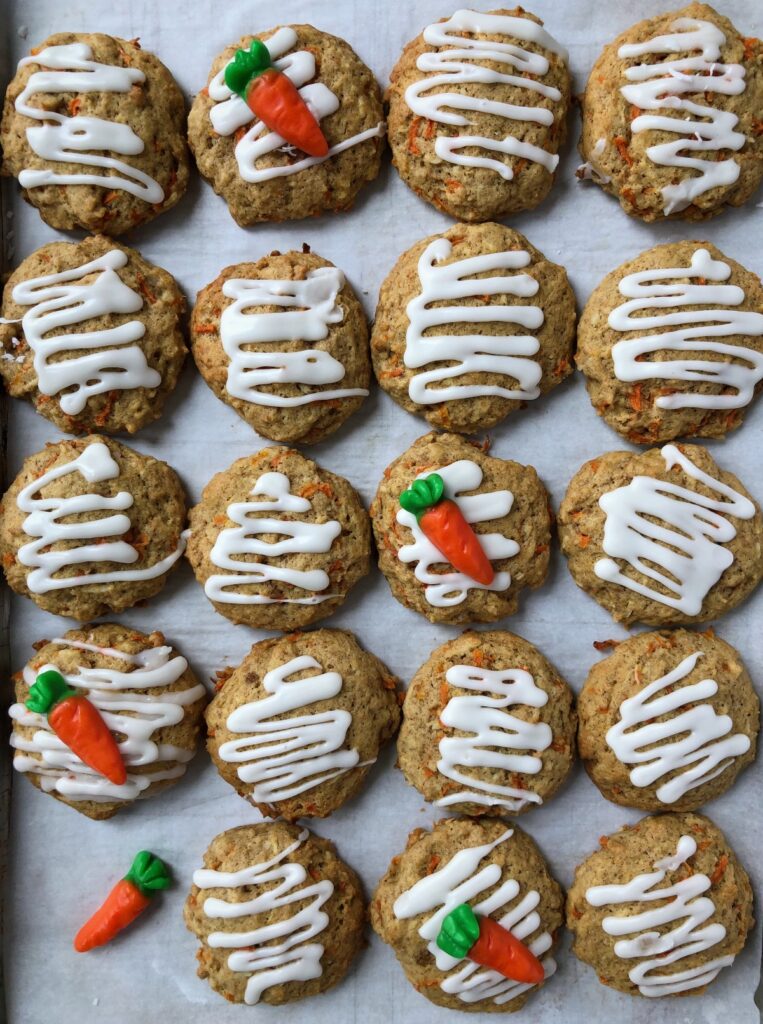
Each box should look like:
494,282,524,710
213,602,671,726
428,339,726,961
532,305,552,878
3,227,762,444
2,5,761,232
17,622,754,821
1,432,761,628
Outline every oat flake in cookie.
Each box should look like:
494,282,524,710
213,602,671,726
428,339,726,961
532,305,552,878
567,813,753,997
186,446,370,631
185,822,364,1005
373,223,575,433
9,624,206,820
579,4,763,221
387,8,571,221
0,436,187,620
578,629,759,813
188,25,385,226
399,630,575,817
371,817,563,1013
371,432,551,625
191,249,370,444
0,235,186,435
206,628,400,820
1,33,189,234
577,241,763,443
559,443,763,627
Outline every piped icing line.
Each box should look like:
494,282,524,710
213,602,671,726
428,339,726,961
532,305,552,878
218,654,368,801
205,470,341,605
15,441,186,594
608,248,763,411
405,238,543,405
397,460,516,607
14,43,164,202
193,828,333,1005
9,638,205,802
586,835,734,996
393,829,555,1005
5,249,162,416
208,27,384,183
617,18,746,215
220,268,368,407
436,665,551,811
594,444,755,615
404,10,566,180
606,651,750,804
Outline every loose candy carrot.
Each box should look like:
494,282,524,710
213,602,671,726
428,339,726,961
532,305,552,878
437,903,545,984
74,851,170,952
225,39,328,157
399,473,494,585
26,670,126,785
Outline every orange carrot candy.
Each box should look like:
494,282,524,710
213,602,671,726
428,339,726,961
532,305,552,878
437,903,545,984
399,473,494,585
224,39,329,157
26,669,125,785
75,851,171,952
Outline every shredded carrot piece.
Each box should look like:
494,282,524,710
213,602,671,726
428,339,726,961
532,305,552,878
423,119,435,139
136,272,157,305
628,383,644,412
439,681,449,707
300,482,333,500
68,97,82,116
578,534,591,549
444,177,462,190
630,105,640,120
194,324,217,334
407,117,421,155
614,135,633,166
102,191,119,205
593,639,620,651
710,855,728,885
743,37,759,61
427,855,441,874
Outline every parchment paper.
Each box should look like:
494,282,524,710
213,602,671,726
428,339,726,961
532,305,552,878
3,1,763,1022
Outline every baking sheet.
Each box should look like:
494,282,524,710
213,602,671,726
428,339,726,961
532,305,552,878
3,0,763,1021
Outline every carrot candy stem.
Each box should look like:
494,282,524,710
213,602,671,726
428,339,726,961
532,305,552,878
225,39,329,157
436,903,545,985
74,851,171,953
26,670,126,785
399,473,494,586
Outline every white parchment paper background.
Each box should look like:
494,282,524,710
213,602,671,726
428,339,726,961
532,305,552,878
3,1,763,1021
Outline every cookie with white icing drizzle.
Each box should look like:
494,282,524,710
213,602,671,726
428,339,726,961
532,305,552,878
559,443,763,627
1,33,189,234
371,816,563,1013
577,241,763,443
9,623,206,820
191,249,370,444
387,8,571,221
567,812,753,998
0,435,187,620
579,629,759,812
186,446,371,631
0,235,187,435
372,223,575,433
185,822,364,1005
371,431,551,625
205,628,400,820
580,4,763,221
188,25,384,226
399,630,575,817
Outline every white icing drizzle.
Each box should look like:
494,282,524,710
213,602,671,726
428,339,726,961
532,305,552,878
405,237,543,406
14,43,164,202
393,829,555,1005
594,444,755,615
606,651,750,804
15,441,186,594
4,249,161,416
220,268,368,408
218,654,366,802
9,637,205,802
193,828,333,1005
207,28,384,183
205,471,340,605
404,10,566,179
609,248,763,411
396,459,517,607
586,835,734,996
618,18,746,215
436,665,551,812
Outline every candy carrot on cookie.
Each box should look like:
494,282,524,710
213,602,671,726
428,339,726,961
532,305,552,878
436,903,545,984
399,473,494,585
225,38,329,157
